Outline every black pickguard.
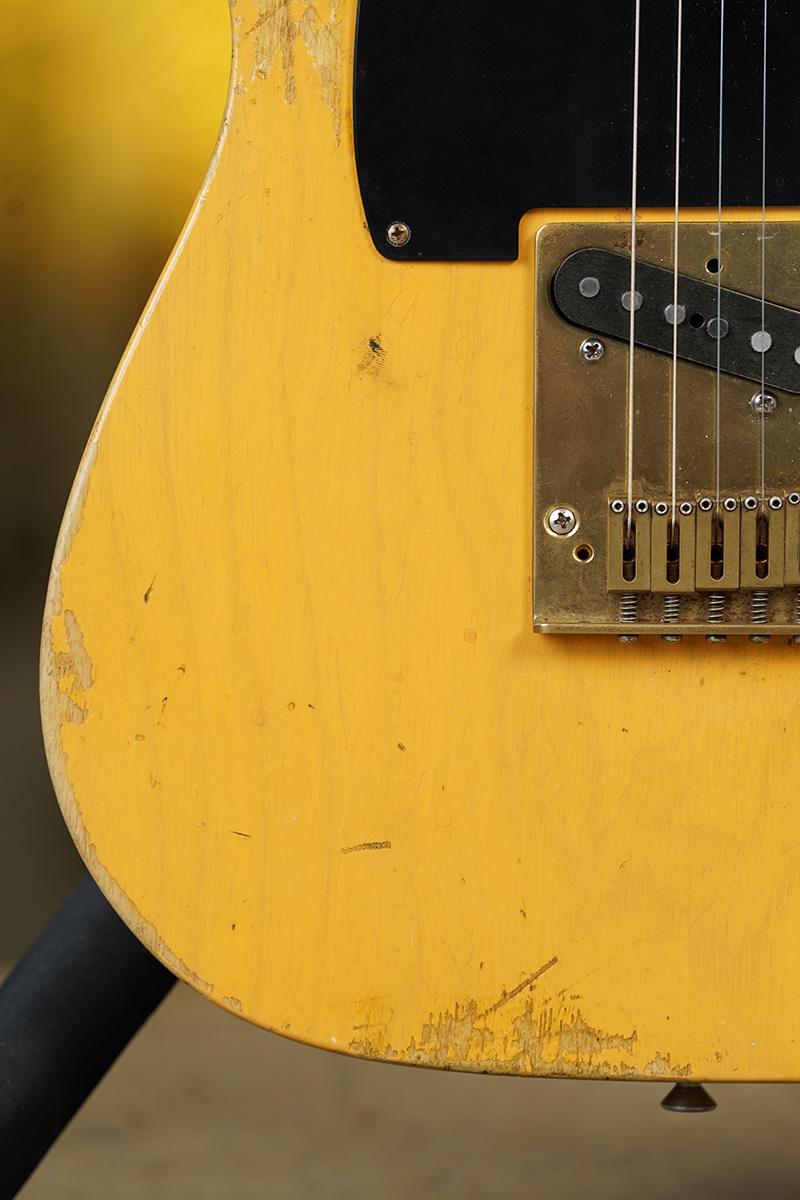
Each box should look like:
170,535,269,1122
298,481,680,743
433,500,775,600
354,0,800,261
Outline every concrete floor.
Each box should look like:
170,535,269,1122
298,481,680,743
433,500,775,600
18,980,800,1199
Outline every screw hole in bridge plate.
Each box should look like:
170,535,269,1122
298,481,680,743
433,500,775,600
705,257,721,274
573,544,594,563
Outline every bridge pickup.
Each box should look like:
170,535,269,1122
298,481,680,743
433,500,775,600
551,247,800,394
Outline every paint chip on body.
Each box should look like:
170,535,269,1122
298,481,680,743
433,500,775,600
342,841,392,855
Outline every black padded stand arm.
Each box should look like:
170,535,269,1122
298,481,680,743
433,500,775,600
0,874,176,1199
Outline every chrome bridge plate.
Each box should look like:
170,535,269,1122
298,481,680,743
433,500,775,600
533,221,800,636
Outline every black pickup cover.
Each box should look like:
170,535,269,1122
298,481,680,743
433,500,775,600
552,248,800,395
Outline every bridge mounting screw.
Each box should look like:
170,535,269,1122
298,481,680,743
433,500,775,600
723,497,738,511
634,499,649,514
654,501,669,515
386,221,411,247
698,497,714,512
743,496,759,511
751,391,777,414
769,496,783,510
679,501,694,515
788,492,800,506
610,499,626,514
547,507,577,535
580,338,605,362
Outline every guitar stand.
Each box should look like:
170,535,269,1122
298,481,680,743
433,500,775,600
0,875,175,1199
0,877,719,1198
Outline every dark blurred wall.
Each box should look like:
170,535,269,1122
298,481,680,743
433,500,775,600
0,0,230,956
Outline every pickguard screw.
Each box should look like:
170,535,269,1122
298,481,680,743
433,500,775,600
751,392,777,414
580,338,605,362
386,221,411,247
547,507,577,535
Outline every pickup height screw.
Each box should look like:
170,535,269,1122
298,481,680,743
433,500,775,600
547,507,577,535
386,221,411,247
580,338,605,362
751,392,777,414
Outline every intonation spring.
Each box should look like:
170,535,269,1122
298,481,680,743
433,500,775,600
619,593,638,623
707,593,725,623
661,594,681,623
751,591,769,623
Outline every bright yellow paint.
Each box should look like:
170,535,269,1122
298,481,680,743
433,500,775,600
41,0,800,1081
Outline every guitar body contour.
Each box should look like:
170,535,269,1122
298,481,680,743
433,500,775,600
41,0,800,1082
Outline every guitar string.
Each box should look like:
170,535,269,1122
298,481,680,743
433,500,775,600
760,0,768,511
715,0,725,515
626,0,642,536
670,0,684,526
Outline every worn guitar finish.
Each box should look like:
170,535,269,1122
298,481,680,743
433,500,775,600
42,0,800,1081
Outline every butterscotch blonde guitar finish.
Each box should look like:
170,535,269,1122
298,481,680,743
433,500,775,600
41,0,800,1082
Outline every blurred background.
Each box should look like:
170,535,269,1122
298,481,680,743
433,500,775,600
0,0,231,956
4,3,800,1196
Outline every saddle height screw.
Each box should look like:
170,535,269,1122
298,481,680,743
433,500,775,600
580,338,605,362
751,392,777,414
547,507,577,535
386,221,411,247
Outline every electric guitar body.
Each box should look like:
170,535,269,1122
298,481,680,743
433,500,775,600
42,0,800,1082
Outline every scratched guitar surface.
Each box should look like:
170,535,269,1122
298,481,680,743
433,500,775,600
41,0,800,1081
